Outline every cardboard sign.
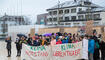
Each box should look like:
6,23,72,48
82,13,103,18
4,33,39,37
101,27,105,41
85,20,94,35
30,28,35,37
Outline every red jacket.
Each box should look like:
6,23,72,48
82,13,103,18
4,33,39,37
56,41,62,44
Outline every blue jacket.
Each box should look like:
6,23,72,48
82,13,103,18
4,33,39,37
88,39,95,54
56,36,59,41
62,38,68,44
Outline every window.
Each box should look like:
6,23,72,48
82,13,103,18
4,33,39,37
53,11,57,15
60,23,64,25
53,17,57,21
94,22,99,25
86,9,91,12
94,14,100,19
71,8,76,13
59,10,63,14
59,17,63,21
71,16,76,20
65,9,69,14
49,12,52,15
65,23,71,25
79,8,82,12
65,17,69,21
74,23,80,26
78,15,84,19
85,15,92,19
49,18,52,22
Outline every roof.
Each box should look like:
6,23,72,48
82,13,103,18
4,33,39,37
47,0,102,10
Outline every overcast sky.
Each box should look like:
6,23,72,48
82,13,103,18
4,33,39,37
0,0,105,23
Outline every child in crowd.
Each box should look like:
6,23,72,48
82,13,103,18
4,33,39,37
50,36,56,46
56,38,62,44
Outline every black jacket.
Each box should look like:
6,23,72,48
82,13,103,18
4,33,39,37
5,40,12,49
15,39,22,50
100,41,105,50
27,38,32,45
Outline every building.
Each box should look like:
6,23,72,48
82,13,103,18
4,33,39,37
0,14,31,39
36,13,48,25
8,25,45,41
46,0,105,27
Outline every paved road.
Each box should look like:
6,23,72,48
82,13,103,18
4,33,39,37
0,41,21,60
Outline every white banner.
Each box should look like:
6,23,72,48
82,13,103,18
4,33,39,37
22,42,82,60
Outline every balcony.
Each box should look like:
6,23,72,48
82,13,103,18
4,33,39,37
60,18,101,22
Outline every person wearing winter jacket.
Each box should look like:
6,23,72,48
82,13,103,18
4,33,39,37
5,36,12,57
88,35,95,60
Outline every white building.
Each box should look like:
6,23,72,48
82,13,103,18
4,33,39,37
8,25,45,41
46,0,105,27
0,14,31,39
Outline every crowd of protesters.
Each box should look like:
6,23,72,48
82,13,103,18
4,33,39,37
5,32,105,60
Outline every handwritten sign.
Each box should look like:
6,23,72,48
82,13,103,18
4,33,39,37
22,42,82,60
85,20,93,35
30,28,35,37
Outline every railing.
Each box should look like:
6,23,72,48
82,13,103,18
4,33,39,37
59,18,101,22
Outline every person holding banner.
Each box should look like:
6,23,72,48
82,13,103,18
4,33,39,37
50,36,56,46
15,38,21,57
27,34,32,45
82,35,88,60
56,38,62,44
18,36,27,56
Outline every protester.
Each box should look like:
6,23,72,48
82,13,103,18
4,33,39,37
5,36,12,57
82,35,88,60
56,33,59,41
50,36,56,46
62,36,68,44
27,34,32,45
56,38,62,44
93,32,100,60
18,36,27,56
14,31,104,59
100,40,105,60
15,38,21,57
88,35,95,60
41,37,45,46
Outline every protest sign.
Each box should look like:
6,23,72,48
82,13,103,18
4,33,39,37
22,42,82,60
85,20,93,35
101,26,105,42
30,28,35,37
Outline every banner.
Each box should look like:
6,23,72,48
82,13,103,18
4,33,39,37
22,42,82,60
22,44,51,60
